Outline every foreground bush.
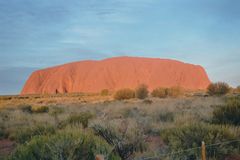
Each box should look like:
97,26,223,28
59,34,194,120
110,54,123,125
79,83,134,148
135,84,149,99
114,89,135,100
0,126,8,139
18,105,32,113
161,123,240,160
93,124,146,160
212,97,240,125
68,112,94,128
10,129,120,160
207,82,230,96
9,125,55,143
158,112,174,122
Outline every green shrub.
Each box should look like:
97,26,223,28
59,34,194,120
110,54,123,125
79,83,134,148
50,106,65,126
50,106,64,115
212,97,240,125
114,89,135,100
9,125,55,143
68,112,94,128
143,99,153,104
234,86,240,94
101,89,109,96
135,84,149,99
161,123,240,160
207,82,230,96
0,126,8,139
18,105,32,113
237,86,240,90
121,107,143,118
19,105,49,113
158,112,174,122
31,106,49,113
9,129,120,160
151,87,167,98
151,87,183,98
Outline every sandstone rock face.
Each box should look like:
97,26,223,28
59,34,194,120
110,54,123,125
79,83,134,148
21,56,210,94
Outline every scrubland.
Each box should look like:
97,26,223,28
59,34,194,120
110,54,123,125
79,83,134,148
0,85,240,160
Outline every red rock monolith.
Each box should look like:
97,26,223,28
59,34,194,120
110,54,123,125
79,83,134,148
21,56,210,94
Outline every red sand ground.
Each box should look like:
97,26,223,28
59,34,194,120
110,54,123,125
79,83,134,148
0,139,15,157
21,56,210,94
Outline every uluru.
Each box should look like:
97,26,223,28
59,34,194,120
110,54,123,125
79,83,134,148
21,56,211,95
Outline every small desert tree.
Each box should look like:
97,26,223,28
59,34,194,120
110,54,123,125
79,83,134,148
207,82,230,96
234,86,240,94
114,89,135,100
166,87,183,98
151,87,183,98
135,84,149,99
151,87,167,98
101,89,109,96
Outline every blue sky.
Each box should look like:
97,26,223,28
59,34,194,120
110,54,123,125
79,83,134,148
0,0,240,95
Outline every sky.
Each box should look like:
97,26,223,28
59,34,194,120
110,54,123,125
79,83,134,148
0,0,240,95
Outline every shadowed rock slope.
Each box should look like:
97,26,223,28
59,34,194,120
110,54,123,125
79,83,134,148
21,56,210,94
